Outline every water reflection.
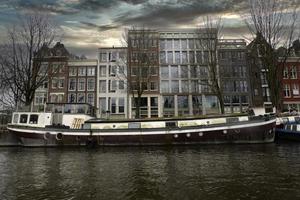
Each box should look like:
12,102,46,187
0,143,300,200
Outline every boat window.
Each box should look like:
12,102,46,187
282,118,289,123
13,114,19,123
19,114,28,124
292,125,297,131
226,118,239,123
128,122,141,129
295,117,300,123
29,114,39,124
166,121,177,128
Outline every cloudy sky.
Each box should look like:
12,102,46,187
0,0,297,58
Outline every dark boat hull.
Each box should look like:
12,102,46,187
8,119,276,147
275,129,300,142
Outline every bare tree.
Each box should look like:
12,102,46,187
246,0,299,112
120,27,159,118
197,16,225,114
0,11,60,110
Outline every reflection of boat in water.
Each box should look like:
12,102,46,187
276,115,300,142
7,103,276,147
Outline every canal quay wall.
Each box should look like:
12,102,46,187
0,125,19,146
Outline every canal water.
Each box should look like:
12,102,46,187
0,143,300,200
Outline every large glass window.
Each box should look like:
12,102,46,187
181,39,187,50
160,40,166,50
68,93,76,103
161,66,169,78
180,65,188,78
188,39,194,49
174,40,180,49
160,51,166,64
178,95,189,116
196,51,202,64
166,39,172,49
163,96,175,117
99,52,107,62
167,51,173,64
192,96,202,115
175,51,180,64
189,51,195,63
190,65,198,78
181,51,188,63
181,80,189,93
205,96,219,114
171,65,179,78
191,80,198,93
161,80,169,93
171,80,179,93
111,98,116,113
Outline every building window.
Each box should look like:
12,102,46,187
283,66,289,79
171,65,179,78
167,51,173,64
57,94,63,103
99,65,106,77
119,80,125,90
99,52,107,62
191,80,198,93
188,39,194,49
166,39,172,49
77,93,85,103
174,40,180,49
78,78,85,91
171,80,179,93
150,82,158,91
68,93,76,103
109,65,117,76
180,65,188,78
181,39,187,50
160,51,166,64
111,98,116,113
283,84,291,97
35,93,46,105
181,80,189,93
175,51,180,64
99,98,106,114
290,66,297,79
68,78,76,91
51,78,58,89
87,93,94,105
109,80,117,92
99,80,106,93
181,51,188,64
160,40,166,50
190,65,198,78
119,98,125,113
292,84,299,96
58,78,64,88
196,51,202,64
161,66,169,78
192,96,202,115
189,51,195,63
161,80,169,93
87,67,95,76
69,67,77,76
87,78,95,91
78,67,86,76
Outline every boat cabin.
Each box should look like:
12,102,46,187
11,112,52,128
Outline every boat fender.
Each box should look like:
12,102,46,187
186,133,191,138
44,132,51,140
223,130,227,134
56,133,63,141
199,132,203,137
174,134,178,138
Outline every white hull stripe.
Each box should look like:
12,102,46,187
8,119,275,136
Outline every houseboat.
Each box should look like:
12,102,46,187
275,115,300,141
7,103,276,147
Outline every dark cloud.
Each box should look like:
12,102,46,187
79,21,119,31
113,0,247,28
